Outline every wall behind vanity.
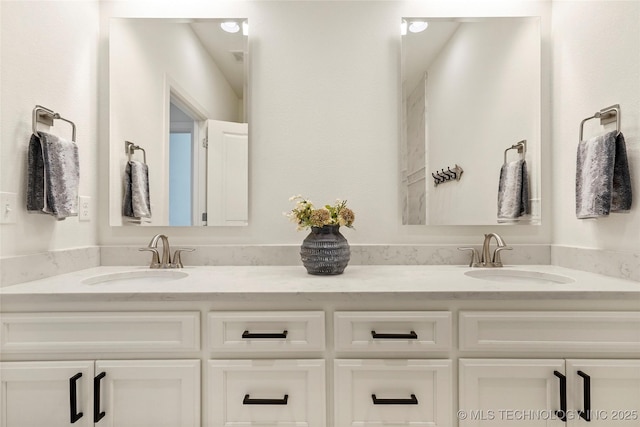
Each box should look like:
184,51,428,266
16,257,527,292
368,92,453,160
98,0,553,249
1,1,638,270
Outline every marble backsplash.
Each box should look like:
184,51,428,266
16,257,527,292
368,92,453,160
552,245,640,282
99,244,550,268
1,244,637,287
0,246,100,287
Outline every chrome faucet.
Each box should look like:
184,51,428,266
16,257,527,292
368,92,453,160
481,233,511,267
139,234,194,268
458,232,512,268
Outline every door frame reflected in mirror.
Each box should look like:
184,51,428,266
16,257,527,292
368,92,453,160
169,95,205,227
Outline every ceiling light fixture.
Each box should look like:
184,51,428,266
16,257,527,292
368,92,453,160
220,21,240,33
409,21,429,33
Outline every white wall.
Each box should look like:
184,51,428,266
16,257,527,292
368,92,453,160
551,0,640,253
0,0,99,257
109,19,239,226
99,0,552,248
426,19,541,225
4,0,636,263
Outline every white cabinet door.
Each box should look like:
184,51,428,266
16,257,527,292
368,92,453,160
459,359,566,427
566,360,640,426
94,360,200,427
459,359,640,426
334,359,452,427
0,361,94,427
1,360,200,427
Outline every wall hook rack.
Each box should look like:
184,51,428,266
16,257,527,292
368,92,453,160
432,164,463,187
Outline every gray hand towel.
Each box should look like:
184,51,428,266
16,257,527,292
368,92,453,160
27,134,45,213
576,130,632,219
26,132,79,220
497,159,530,220
123,160,151,219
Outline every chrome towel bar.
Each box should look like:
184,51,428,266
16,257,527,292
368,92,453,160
504,140,527,164
32,105,76,142
125,140,147,164
579,104,620,142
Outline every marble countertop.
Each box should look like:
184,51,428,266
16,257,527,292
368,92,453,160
1,265,639,303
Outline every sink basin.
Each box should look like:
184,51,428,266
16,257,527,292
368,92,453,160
82,270,189,286
464,269,574,284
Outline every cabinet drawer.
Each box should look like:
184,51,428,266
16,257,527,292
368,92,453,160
0,311,200,353
208,359,325,427
207,311,325,353
334,311,452,353
334,359,452,426
460,311,640,352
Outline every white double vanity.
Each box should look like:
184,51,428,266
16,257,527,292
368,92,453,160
1,265,639,426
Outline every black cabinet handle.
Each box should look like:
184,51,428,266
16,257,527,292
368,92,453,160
371,394,419,405
94,372,106,423
554,371,567,422
371,330,418,339
69,373,83,423
578,370,591,422
242,330,288,339
243,394,289,405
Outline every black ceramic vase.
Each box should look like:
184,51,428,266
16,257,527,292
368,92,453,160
300,225,350,275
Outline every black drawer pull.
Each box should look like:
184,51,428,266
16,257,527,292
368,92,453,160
94,372,106,423
242,330,288,339
371,330,418,339
553,371,567,422
577,371,591,422
371,394,419,405
69,373,83,423
243,394,289,405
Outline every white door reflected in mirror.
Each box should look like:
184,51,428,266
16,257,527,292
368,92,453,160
206,120,249,226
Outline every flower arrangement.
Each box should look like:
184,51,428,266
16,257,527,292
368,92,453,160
286,195,355,231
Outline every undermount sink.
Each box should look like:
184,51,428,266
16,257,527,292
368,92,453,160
82,270,189,286
464,269,575,285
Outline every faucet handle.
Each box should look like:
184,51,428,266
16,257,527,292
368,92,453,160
139,247,161,268
172,248,195,268
458,247,480,267
492,246,513,266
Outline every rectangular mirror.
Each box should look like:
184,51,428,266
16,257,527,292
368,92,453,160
401,17,541,225
109,18,249,226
